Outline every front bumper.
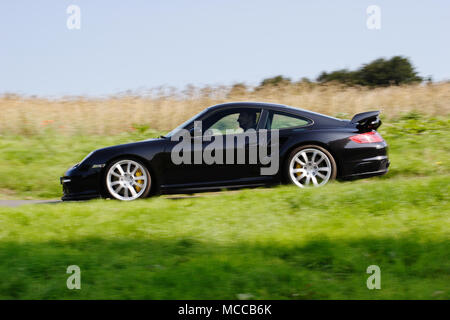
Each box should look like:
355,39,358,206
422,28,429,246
60,164,103,201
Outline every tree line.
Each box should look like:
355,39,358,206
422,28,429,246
247,56,425,90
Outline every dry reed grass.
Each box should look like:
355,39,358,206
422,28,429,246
1,82,449,135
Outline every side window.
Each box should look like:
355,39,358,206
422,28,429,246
208,113,241,134
206,108,261,135
269,112,309,130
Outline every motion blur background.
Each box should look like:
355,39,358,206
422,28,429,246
0,1,448,299
0,0,449,134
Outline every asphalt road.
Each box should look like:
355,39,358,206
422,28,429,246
0,195,207,207
0,200,62,207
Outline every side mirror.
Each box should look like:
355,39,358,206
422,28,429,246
189,127,200,137
189,127,203,138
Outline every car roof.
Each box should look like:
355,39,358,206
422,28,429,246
208,101,297,112
207,102,344,125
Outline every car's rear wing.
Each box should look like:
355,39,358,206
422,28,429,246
350,111,381,131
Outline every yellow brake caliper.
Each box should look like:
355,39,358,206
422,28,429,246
295,162,302,177
135,170,144,192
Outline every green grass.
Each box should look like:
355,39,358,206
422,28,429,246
0,114,449,299
0,176,448,299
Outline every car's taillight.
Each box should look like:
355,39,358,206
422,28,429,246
349,131,384,143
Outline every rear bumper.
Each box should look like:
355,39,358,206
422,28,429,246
339,158,389,180
337,140,390,180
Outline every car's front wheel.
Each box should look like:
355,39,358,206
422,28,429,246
105,159,151,200
286,145,337,188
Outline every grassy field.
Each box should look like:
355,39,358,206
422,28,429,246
0,112,449,299
0,176,448,299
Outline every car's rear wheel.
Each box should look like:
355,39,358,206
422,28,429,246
286,145,337,188
105,159,151,200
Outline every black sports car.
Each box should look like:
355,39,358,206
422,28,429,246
61,102,389,201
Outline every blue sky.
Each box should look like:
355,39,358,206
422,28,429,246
0,0,449,97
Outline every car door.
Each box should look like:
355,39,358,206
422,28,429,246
162,107,264,187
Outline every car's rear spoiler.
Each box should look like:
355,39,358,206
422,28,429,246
350,111,381,131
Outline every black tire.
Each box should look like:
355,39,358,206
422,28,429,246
285,144,337,187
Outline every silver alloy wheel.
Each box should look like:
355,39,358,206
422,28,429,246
106,160,149,201
289,148,332,188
